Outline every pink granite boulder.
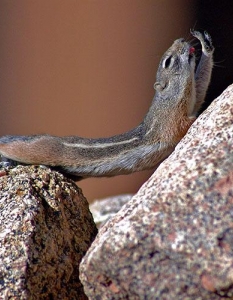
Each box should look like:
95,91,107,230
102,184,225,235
80,84,233,299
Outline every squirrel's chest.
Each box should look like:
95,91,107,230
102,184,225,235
160,114,196,145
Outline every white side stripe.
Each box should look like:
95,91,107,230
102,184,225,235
63,137,138,149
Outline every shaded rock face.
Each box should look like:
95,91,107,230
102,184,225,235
0,166,97,299
80,84,233,299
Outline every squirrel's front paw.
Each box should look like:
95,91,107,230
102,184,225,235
190,30,214,56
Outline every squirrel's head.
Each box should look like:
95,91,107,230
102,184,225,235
154,38,196,103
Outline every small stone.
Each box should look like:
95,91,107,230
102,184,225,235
90,194,133,227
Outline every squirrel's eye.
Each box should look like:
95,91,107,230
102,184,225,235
163,55,173,69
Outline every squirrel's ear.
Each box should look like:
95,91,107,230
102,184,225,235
154,81,167,92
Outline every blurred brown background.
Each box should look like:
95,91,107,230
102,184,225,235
0,1,232,201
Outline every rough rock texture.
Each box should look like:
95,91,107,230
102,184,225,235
80,84,233,300
90,194,133,228
0,165,97,299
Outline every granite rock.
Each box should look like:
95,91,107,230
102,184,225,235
0,165,97,299
80,84,233,299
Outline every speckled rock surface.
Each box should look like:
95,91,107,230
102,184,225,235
80,84,233,300
0,165,97,299
90,194,133,228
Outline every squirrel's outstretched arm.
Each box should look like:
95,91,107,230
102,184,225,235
191,30,214,114
0,31,214,180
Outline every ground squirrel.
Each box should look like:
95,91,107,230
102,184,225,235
0,30,214,180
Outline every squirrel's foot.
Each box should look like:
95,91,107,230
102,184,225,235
0,156,20,167
0,156,19,177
